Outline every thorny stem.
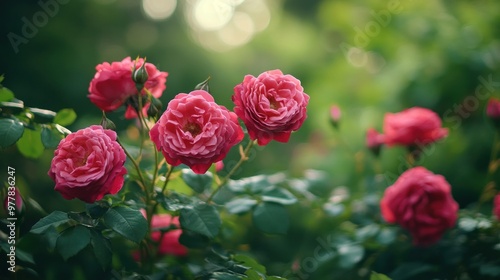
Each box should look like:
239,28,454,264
206,139,256,203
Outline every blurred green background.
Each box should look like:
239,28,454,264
1,1,500,277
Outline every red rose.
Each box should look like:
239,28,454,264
150,90,244,174
487,98,500,119
134,211,187,260
48,125,127,203
150,213,187,256
88,57,167,119
366,128,384,149
232,69,309,146
494,194,500,220
380,167,458,246
383,107,448,147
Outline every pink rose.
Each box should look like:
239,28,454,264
150,213,187,256
134,211,188,260
380,167,458,246
487,98,500,119
150,90,244,174
383,107,448,147
88,57,167,119
48,125,127,203
494,194,500,220
366,128,384,149
232,69,310,146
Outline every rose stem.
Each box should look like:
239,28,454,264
206,139,256,203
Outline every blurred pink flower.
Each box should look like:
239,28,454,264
494,194,500,220
381,167,458,246
383,107,448,147
486,97,500,119
366,128,384,149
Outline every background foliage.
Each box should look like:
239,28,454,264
1,0,500,279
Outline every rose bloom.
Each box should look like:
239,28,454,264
88,57,167,119
380,167,458,246
366,128,384,149
494,194,500,220
487,97,500,119
48,125,127,203
383,107,448,147
134,211,187,260
232,69,310,146
150,90,244,174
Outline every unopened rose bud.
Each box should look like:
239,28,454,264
132,59,149,91
366,128,384,156
329,105,341,129
147,96,163,118
100,116,116,130
194,77,211,93
215,160,224,172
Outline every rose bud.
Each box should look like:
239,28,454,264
366,128,384,156
329,105,341,129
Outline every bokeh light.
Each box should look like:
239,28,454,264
142,0,177,21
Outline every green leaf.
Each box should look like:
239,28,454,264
156,191,191,211
0,101,24,114
54,124,71,135
31,211,70,234
180,202,221,238
252,202,289,234
261,187,297,205
245,269,263,280
390,262,434,279
480,262,500,277
233,254,266,274
56,226,91,260
16,248,35,264
228,175,270,194
103,206,148,243
225,197,258,214
267,277,286,280
0,87,14,102
209,272,243,280
179,231,210,249
16,128,44,158
181,169,213,193
370,272,392,280
323,202,344,217
86,202,110,219
41,126,64,149
337,244,364,269
90,230,112,270
54,108,77,126
0,118,24,148
29,108,56,124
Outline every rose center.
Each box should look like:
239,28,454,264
183,122,202,137
268,97,280,110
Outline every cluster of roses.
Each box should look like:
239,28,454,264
356,105,500,246
46,57,309,257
